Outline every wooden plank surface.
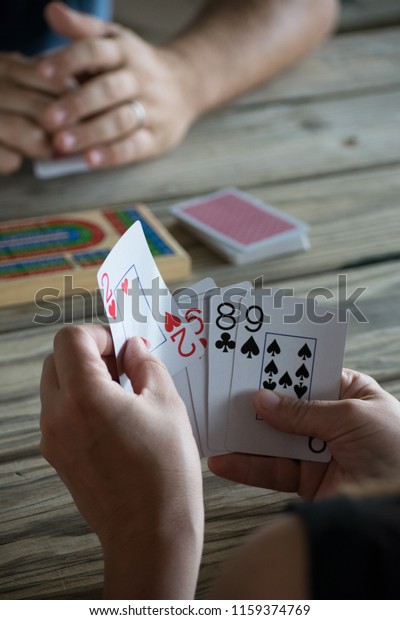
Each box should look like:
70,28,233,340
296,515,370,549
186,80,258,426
1,162,399,331
235,27,400,107
2,86,400,215
339,0,400,31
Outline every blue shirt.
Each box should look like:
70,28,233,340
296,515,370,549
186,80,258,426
0,1,113,56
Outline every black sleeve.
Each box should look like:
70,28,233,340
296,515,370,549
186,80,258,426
288,493,400,599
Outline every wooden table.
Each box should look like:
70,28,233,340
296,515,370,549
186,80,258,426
1,2,400,600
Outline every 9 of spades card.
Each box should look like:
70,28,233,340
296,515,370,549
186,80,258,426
226,290,347,461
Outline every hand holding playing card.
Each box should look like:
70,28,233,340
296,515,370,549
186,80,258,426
208,368,400,500
40,324,204,599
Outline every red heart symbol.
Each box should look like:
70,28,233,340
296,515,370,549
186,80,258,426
164,311,181,333
141,337,151,349
200,337,207,349
108,299,117,319
121,278,128,294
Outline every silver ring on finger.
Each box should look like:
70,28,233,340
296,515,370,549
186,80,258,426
131,100,146,130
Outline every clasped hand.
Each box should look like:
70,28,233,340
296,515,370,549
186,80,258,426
0,2,197,174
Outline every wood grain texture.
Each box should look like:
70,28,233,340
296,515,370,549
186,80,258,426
2,87,400,216
0,449,296,599
339,0,400,31
2,162,400,331
235,27,400,107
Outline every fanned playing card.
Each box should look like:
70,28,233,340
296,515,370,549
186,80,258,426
226,290,347,461
98,216,347,463
173,370,202,455
173,277,217,456
207,282,251,452
97,221,204,392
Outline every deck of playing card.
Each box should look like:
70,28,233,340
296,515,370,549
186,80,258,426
170,188,310,265
98,221,347,462
34,152,89,179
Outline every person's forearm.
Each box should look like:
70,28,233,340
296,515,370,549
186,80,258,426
103,514,204,599
163,0,339,117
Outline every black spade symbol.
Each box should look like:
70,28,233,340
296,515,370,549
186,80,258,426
267,339,281,357
240,336,260,359
264,360,278,376
279,371,292,389
294,384,308,399
295,363,309,381
298,343,312,360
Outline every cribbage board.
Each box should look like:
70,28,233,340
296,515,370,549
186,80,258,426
0,204,191,307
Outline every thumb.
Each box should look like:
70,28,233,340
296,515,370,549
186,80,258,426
253,389,353,442
121,337,174,397
44,1,115,39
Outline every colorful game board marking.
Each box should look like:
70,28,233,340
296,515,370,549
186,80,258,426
104,208,173,256
0,204,191,307
0,219,104,260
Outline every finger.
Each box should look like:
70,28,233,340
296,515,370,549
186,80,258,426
122,336,177,398
340,367,381,398
43,69,136,130
53,324,115,389
253,387,360,443
0,83,54,123
0,113,51,158
208,453,302,493
86,128,154,169
44,1,118,40
0,143,22,174
53,103,139,154
37,37,124,84
0,53,67,95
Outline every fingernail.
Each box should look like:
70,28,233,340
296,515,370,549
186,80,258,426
40,62,56,79
129,336,147,352
60,132,76,150
88,149,105,167
257,389,281,409
52,107,68,127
